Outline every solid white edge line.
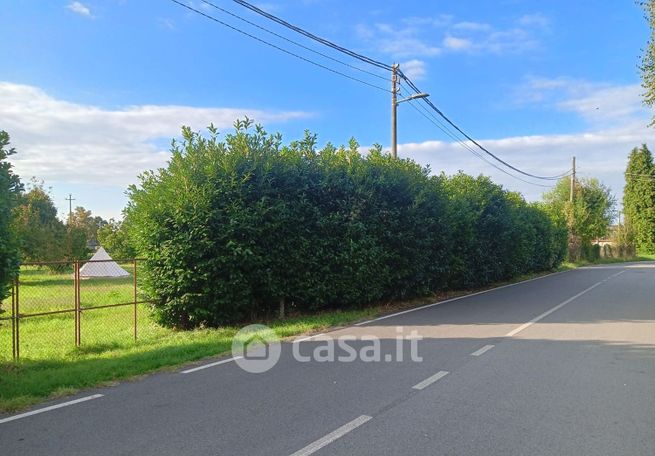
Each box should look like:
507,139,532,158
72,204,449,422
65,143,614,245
505,270,625,337
470,344,495,357
0,394,104,425
180,356,243,374
412,370,450,390
293,333,326,343
354,270,569,326
289,415,372,456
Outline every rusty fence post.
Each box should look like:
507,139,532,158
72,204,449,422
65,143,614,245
11,277,18,361
133,258,138,341
74,261,81,347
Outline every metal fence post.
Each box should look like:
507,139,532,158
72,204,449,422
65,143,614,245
14,277,20,361
74,261,81,347
11,278,17,361
133,259,138,341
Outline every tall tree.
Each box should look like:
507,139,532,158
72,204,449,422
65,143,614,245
97,217,136,259
543,176,616,259
14,181,66,262
0,131,23,302
624,144,655,253
70,206,108,244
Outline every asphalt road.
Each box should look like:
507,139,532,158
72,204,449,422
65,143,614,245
1,263,654,455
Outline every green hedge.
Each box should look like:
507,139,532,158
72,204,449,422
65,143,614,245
126,121,566,328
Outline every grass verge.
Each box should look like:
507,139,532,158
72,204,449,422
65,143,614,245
560,253,655,269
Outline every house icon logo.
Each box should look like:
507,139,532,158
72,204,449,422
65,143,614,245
232,324,281,373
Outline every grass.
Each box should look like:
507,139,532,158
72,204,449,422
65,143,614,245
2,256,654,413
560,253,655,269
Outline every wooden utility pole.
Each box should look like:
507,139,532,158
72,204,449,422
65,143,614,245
569,157,576,202
66,194,75,224
391,63,399,159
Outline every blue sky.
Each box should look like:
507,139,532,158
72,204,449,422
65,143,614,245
1,0,653,219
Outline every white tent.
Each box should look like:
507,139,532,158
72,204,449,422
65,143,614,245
79,247,130,278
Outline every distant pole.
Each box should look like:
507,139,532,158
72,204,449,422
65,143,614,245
569,156,576,203
391,63,399,159
66,194,75,224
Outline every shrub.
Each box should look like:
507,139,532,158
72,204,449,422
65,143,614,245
127,121,566,328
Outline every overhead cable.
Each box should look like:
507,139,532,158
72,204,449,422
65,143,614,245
170,0,390,93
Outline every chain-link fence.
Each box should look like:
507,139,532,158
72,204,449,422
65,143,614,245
0,258,153,361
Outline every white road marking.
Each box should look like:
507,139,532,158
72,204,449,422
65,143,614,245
180,356,242,374
412,371,450,390
293,333,325,343
289,415,372,456
0,394,104,425
506,270,625,337
470,344,495,357
354,270,567,326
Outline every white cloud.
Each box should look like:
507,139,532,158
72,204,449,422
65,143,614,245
357,12,548,69
66,1,93,18
515,77,649,128
1,82,310,189
452,21,492,32
379,38,441,57
364,23,441,57
518,13,550,29
557,84,647,126
443,36,472,51
399,60,427,80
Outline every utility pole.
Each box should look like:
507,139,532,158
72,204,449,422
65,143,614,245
569,156,576,202
391,63,399,159
66,194,75,224
390,64,429,159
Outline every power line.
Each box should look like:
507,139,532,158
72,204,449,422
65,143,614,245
399,87,555,188
399,71,570,181
176,0,570,182
199,0,389,82
228,0,393,71
170,0,390,93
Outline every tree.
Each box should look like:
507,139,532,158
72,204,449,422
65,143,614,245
14,181,66,262
641,1,655,120
14,181,89,263
623,144,655,253
0,131,23,302
97,217,136,259
543,176,616,260
69,206,108,246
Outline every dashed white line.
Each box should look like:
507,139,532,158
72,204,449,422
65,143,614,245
289,415,372,456
412,371,450,390
180,356,242,374
470,344,495,357
0,394,104,425
506,270,625,337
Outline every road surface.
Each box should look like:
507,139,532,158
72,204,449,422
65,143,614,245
1,263,654,455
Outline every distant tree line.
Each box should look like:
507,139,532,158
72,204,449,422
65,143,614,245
126,121,567,328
